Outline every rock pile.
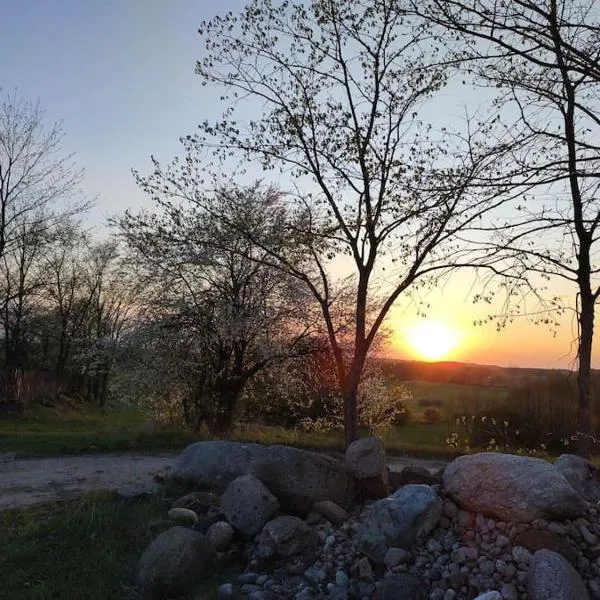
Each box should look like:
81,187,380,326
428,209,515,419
136,441,600,600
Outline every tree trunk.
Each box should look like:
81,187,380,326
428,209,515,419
577,290,594,457
343,353,366,449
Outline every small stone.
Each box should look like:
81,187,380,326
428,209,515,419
239,573,259,584
444,501,458,519
207,521,234,552
358,557,373,580
312,501,349,524
167,507,199,526
511,546,532,564
496,535,510,548
384,547,412,567
581,525,598,545
336,570,349,587
548,522,566,536
426,538,443,553
444,591,456,600
218,582,234,599
463,546,479,561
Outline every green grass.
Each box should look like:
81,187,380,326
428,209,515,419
0,379,511,459
0,404,199,456
0,492,172,600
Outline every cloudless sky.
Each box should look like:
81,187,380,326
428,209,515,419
0,1,595,369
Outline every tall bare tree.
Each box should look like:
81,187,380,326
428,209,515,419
417,0,600,454
191,0,513,445
0,90,85,262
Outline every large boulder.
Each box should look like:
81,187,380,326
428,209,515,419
173,441,262,491
356,484,442,564
221,474,279,538
136,526,215,599
251,515,320,568
527,549,590,600
555,453,600,503
345,436,388,498
173,441,355,515
443,452,589,523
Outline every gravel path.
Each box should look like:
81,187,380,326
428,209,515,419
0,451,447,510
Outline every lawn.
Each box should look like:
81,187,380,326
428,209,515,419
0,379,509,459
0,489,238,600
0,404,198,456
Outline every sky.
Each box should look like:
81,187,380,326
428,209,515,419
0,1,595,370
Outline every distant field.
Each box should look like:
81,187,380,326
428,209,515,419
404,380,509,422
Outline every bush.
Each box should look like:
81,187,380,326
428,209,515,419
418,398,443,408
423,407,441,424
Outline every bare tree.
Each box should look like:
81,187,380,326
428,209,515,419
190,0,513,445
0,90,86,262
417,0,600,454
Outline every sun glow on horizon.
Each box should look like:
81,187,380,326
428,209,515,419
402,320,463,361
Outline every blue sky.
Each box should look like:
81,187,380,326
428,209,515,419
0,1,590,368
1,0,248,227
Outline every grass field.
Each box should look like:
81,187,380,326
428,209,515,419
0,489,240,600
405,380,509,421
0,380,515,458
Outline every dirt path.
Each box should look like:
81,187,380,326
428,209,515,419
0,451,448,510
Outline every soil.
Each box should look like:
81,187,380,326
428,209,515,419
0,451,448,511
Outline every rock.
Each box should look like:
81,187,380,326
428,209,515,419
514,529,576,563
473,593,502,600
218,582,234,599
221,474,279,538
312,500,349,524
136,526,215,599
358,556,373,579
384,547,412,567
252,515,319,567
345,437,388,498
443,452,589,523
171,491,220,513
174,441,355,515
390,465,443,489
167,507,199,526
357,484,442,563
207,521,234,551
555,454,600,503
376,573,427,599
527,548,590,599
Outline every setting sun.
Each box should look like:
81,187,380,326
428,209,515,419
404,320,462,361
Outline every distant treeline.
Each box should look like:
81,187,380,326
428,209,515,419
378,358,600,389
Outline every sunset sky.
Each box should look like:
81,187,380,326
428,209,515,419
1,1,594,370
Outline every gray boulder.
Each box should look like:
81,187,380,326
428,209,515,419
173,441,262,491
174,441,355,515
357,484,442,564
136,526,215,599
252,515,320,567
221,474,279,538
527,549,590,600
473,593,502,600
443,452,588,523
345,436,388,498
555,453,600,503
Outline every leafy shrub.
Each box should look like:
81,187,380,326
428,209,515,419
423,407,441,424
418,398,443,408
